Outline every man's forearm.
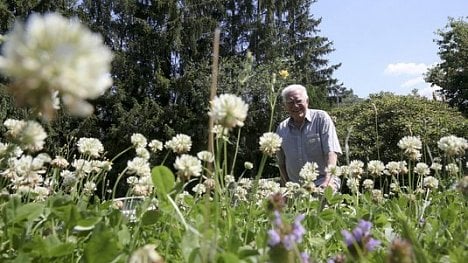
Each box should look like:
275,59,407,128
324,151,338,181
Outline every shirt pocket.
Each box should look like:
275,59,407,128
305,133,322,156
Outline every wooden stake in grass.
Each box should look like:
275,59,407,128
207,28,220,173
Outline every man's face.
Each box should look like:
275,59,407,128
284,89,308,121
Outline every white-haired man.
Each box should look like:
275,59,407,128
276,84,342,191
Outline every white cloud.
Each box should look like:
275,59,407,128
384,62,429,76
417,85,442,100
401,76,424,88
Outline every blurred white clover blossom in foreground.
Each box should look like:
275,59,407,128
208,94,249,129
0,13,113,119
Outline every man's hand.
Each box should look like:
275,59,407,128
319,175,338,192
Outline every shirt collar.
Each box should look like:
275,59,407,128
287,109,311,126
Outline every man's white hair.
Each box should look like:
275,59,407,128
281,84,309,102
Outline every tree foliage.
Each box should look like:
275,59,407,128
0,0,343,186
331,93,468,164
425,17,468,116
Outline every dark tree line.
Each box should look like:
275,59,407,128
0,0,349,187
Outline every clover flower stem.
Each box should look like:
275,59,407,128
108,147,131,164
408,161,413,194
267,91,278,132
229,128,242,176
243,154,268,243
417,188,431,227
111,167,129,200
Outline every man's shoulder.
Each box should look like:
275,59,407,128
276,118,290,132
307,109,331,119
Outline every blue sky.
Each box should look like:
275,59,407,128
313,0,467,98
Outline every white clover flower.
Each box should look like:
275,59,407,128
83,181,97,195
339,165,350,177
398,136,422,161
21,121,47,152
203,178,216,190
97,160,113,172
211,124,229,138
136,147,150,160
4,119,27,138
127,157,151,177
131,133,147,148
430,162,443,172
348,160,364,179
384,161,400,176
258,132,282,156
371,189,384,203
51,156,69,169
285,181,301,193
77,137,104,158
423,176,439,189
438,135,468,156
33,186,50,201
4,119,47,152
127,176,139,185
299,162,319,182
174,154,202,180
413,162,430,176
244,161,253,170
303,181,318,193
72,159,94,177
346,178,360,194
0,13,113,118
367,160,385,177
362,179,374,190
225,174,235,185
389,182,400,194
238,178,253,189
399,161,409,175
208,94,248,129
148,139,163,153
192,183,206,195
0,142,8,156
233,186,248,201
165,134,192,154
445,163,459,176
60,170,77,188
197,151,214,163
326,165,342,177
132,176,153,196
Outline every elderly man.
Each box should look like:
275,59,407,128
276,84,342,191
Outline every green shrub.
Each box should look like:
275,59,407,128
331,93,468,164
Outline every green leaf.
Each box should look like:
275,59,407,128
219,252,240,263
141,209,160,226
151,165,175,198
117,225,131,246
38,235,75,258
84,228,120,263
51,203,80,229
73,216,102,231
13,203,44,223
319,209,336,222
324,186,334,202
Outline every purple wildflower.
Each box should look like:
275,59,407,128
341,220,380,257
300,252,310,263
268,229,281,246
365,237,381,252
291,214,306,243
273,210,282,227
